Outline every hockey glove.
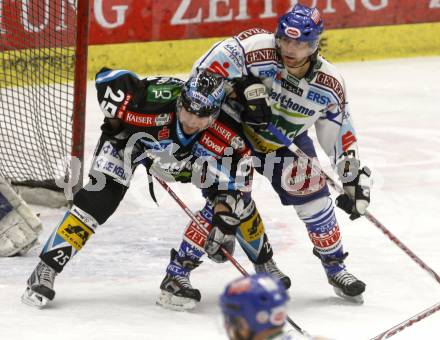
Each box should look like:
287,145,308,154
336,166,371,220
100,118,128,150
204,211,240,263
234,78,272,130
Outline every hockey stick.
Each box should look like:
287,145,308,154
153,175,247,276
370,301,440,339
267,123,440,285
153,175,310,337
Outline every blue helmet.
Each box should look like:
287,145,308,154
276,4,324,45
180,71,225,118
220,274,289,335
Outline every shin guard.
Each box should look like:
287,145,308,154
299,197,346,276
237,201,273,264
40,206,98,273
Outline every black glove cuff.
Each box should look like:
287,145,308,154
336,193,353,214
336,193,362,220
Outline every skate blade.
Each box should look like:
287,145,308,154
21,287,50,309
333,287,364,304
156,290,197,311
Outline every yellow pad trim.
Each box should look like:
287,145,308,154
56,213,94,251
240,209,265,242
243,125,282,153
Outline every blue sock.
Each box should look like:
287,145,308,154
303,204,346,276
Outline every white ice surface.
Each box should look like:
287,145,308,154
1,56,440,340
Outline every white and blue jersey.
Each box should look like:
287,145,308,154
193,29,360,168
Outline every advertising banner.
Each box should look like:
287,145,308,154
1,0,440,49
89,0,440,44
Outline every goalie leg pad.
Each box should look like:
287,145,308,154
0,177,43,256
40,206,97,273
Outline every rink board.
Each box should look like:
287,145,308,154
87,22,440,77
0,47,75,88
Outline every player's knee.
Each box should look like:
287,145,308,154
294,196,332,220
73,176,127,224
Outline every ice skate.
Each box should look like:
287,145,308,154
21,261,57,308
254,258,291,289
328,269,365,304
156,249,202,311
313,248,365,303
157,273,202,311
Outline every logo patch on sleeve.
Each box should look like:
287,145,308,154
207,60,230,77
200,132,228,155
315,72,345,110
342,131,357,151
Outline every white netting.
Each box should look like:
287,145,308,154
0,1,79,199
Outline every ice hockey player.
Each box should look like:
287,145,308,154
191,4,371,303
220,274,331,340
21,69,289,308
157,99,291,309
0,176,42,256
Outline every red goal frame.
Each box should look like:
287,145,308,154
71,0,91,195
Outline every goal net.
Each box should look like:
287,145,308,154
0,1,89,207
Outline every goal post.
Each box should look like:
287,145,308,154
0,0,90,207
71,0,90,197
